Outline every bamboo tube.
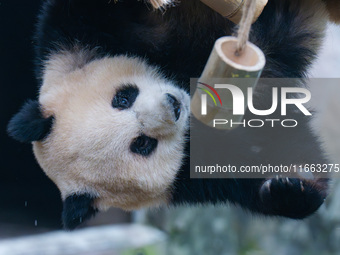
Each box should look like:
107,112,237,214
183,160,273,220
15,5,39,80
200,0,268,24
191,36,266,130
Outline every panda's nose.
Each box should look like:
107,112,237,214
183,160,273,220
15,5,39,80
166,93,181,121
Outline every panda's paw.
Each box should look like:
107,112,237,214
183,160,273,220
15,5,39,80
259,177,328,219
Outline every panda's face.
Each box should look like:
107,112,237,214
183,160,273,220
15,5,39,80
33,54,190,212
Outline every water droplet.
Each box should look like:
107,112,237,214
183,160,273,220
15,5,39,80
25,201,28,207
34,220,38,227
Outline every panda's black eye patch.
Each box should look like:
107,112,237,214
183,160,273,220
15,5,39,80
130,135,158,157
112,84,139,110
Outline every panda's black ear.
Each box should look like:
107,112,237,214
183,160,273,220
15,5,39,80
7,100,54,143
62,194,98,230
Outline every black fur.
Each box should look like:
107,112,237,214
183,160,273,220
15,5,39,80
259,177,327,219
112,84,139,110
7,100,53,143
62,194,97,230
9,0,329,228
34,0,322,83
130,135,158,157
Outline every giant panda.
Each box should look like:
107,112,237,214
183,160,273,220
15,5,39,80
7,0,338,230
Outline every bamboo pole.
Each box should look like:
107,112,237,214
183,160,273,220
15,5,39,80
191,36,266,129
200,0,268,24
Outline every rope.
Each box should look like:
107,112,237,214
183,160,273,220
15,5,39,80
235,0,257,56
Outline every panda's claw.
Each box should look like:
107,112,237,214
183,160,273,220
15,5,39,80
300,180,305,192
259,179,272,200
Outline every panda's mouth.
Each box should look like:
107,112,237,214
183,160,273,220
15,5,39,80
130,135,158,157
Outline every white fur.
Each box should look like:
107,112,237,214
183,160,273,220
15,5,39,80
33,52,190,211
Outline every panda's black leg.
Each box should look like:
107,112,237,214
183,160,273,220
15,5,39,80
187,177,329,219
258,177,328,218
174,115,329,218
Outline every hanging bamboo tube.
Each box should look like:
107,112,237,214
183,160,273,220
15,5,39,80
200,0,268,24
191,36,266,129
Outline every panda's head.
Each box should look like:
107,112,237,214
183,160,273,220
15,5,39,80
8,51,190,229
